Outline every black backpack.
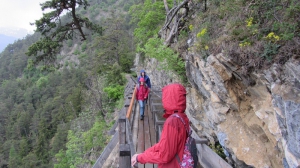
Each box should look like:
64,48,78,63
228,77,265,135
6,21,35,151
173,114,198,168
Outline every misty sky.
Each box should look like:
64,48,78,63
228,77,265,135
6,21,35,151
0,0,48,33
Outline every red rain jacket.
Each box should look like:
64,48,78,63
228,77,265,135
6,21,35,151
136,84,149,101
137,83,189,168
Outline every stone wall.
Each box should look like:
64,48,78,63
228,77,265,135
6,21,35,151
136,48,300,167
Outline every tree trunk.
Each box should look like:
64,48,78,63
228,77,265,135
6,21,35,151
71,0,86,40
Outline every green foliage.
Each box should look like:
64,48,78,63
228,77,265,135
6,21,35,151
36,76,48,88
178,30,189,41
0,0,131,167
91,13,134,74
54,150,69,168
26,37,61,64
54,115,111,168
116,97,125,110
9,145,21,167
285,0,300,18
129,0,166,48
27,0,102,65
248,0,299,42
73,49,80,55
89,5,100,19
261,42,280,61
103,63,126,86
123,3,131,11
142,36,186,82
67,39,73,47
64,61,69,67
81,41,87,52
65,86,83,118
194,26,210,53
64,130,85,168
83,120,108,151
22,152,39,168
194,0,300,75
51,123,69,156
130,71,138,78
209,142,227,160
104,85,125,101
272,22,297,41
19,138,29,158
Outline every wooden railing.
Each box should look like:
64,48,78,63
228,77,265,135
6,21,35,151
119,78,137,168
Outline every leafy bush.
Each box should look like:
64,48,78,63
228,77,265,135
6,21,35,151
73,49,80,55
129,0,167,48
67,39,73,47
83,120,107,152
104,85,125,101
142,36,186,82
36,76,48,88
81,41,87,52
261,42,280,61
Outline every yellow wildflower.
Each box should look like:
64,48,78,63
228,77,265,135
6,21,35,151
246,17,253,27
197,28,207,38
239,41,250,47
266,32,280,41
189,25,194,31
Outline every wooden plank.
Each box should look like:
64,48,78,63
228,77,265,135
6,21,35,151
126,119,135,162
147,101,158,168
132,101,139,152
137,113,144,168
144,106,153,168
119,117,126,144
147,100,157,145
148,91,160,168
144,108,151,149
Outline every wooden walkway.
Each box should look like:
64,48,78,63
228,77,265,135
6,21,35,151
133,100,158,168
94,80,232,168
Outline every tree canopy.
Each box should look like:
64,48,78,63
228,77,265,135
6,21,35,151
26,0,103,65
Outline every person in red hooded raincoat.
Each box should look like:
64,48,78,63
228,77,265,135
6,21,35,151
136,78,149,120
131,83,189,167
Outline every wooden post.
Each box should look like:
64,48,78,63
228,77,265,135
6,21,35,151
119,107,131,167
119,144,131,168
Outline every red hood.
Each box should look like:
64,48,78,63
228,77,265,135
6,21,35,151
162,83,186,118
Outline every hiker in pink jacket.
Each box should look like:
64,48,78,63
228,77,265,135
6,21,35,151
132,83,189,167
136,78,149,120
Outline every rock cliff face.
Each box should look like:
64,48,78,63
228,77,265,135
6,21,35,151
136,45,300,167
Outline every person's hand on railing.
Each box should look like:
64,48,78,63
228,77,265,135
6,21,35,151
131,154,139,167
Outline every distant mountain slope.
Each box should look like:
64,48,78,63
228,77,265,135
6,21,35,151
0,34,17,52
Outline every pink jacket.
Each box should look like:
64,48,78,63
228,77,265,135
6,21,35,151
136,84,149,101
137,83,189,168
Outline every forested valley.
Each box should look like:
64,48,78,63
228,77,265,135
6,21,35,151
0,0,136,167
1,0,299,167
